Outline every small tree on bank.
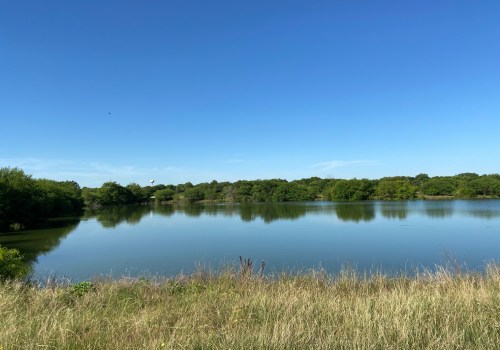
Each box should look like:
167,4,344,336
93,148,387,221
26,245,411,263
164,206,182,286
0,245,29,281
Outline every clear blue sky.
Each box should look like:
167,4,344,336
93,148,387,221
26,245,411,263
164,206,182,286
1,1,499,187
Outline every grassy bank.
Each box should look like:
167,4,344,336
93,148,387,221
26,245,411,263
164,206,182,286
2,266,500,349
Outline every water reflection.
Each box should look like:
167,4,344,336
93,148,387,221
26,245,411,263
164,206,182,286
85,203,311,227
335,203,375,222
425,207,454,218
463,200,500,219
239,203,307,223
467,210,500,219
0,219,80,274
380,202,408,220
78,201,500,229
154,205,175,218
86,206,152,228
2,200,500,281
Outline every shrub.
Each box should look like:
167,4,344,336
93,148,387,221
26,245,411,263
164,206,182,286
71,281,94,297
154,188,175,202
0,245,28,280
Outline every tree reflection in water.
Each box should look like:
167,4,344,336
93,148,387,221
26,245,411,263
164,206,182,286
0,219,80,274
334,203,375,222
380,202,409,220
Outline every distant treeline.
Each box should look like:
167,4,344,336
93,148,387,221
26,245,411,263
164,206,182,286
1,167,500,231
82,172,500,207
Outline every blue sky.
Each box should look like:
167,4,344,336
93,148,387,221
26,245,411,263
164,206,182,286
1,1,499,187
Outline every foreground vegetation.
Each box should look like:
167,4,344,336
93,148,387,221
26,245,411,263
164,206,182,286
1,263,500,349
2,166,500,231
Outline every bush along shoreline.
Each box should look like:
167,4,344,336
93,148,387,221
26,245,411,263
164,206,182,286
1,257,500,349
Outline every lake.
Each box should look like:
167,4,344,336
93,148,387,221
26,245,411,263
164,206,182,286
1,200,500,281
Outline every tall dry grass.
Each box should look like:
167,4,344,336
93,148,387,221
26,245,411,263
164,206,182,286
1,265,500,349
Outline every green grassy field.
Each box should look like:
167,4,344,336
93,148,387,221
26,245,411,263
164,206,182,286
1,265,500,349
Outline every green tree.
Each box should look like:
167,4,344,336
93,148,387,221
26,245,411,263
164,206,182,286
81,187,102,209
251,180,283,202
142,184,167,199
455,173,480,181
376,179,417,200
412,173,430,187
97,182,135,205
175,182,193,194
330,179,375,201
453,185,476,199
421,177,457,196
235,181,254,202
35,179,83,217
272,182,314,202
470,176,500,197
0,167,41,231
293,177,331,199
452,173,480,198
154,188,175,202
183,187,205,203
0,245,29,280
127,183,148,203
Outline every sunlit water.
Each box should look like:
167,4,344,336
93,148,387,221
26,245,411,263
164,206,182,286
1,200,500,281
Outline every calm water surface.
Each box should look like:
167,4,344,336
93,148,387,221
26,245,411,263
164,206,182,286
1,200,500,281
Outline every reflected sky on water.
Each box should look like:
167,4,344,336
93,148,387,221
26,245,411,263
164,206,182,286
1,200,500,281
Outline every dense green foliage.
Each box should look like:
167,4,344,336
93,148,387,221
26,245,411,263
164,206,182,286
328,179,375,201
2,166,500,232
0,245,28,280
79,173,500,205
376,178,418,200
422,177,456,196
0,167,83,231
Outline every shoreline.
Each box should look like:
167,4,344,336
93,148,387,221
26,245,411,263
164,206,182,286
158,196,499,205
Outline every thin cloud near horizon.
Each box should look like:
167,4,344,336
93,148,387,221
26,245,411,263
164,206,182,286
312,160,376,171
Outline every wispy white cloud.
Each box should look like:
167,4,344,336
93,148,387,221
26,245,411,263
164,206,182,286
0,158,74,171
89,163,148,177
1,160,110,184
0,157,380,186
311,160,376,171
0,158,207,187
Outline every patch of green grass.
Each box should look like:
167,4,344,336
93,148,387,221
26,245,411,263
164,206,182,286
70,281,94,297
